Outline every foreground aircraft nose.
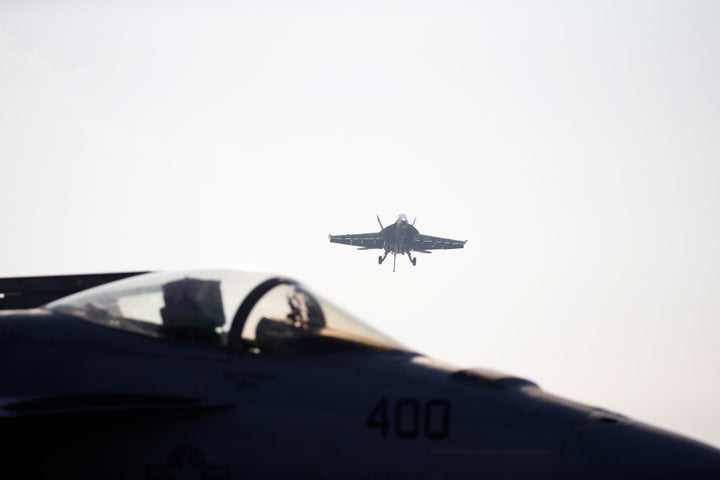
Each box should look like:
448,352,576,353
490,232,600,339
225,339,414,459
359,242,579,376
562,414,720,479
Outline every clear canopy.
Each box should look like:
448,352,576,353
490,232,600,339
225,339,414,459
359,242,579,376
46,268,404,353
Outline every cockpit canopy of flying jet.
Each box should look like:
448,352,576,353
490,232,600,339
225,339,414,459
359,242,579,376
46,268,403,354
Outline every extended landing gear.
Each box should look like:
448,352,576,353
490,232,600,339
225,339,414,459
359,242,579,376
378,251,415,271
408,252,417,266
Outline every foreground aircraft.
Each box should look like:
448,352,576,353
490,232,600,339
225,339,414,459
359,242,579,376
1,268,720,479
329,214,467,271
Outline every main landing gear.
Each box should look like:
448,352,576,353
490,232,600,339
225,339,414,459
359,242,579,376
378,252,389,265
378,252,416,270
408,252,417,266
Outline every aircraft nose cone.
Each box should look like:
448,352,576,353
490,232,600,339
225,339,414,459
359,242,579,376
562,414,720,479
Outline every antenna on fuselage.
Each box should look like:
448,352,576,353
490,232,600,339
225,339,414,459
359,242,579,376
377,215,384,230
412,217,416,226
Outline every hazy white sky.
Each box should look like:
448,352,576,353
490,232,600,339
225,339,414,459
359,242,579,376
2,1,720,447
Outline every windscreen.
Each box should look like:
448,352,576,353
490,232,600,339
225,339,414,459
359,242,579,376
46,268,404,352
237,281,403,352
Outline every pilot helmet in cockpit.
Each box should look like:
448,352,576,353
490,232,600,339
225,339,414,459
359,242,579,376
286,287,325,330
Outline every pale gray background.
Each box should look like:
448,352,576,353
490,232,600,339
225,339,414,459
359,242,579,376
2,1,719,447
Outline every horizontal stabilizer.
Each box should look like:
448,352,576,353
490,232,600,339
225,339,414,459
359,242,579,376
0,272,149,310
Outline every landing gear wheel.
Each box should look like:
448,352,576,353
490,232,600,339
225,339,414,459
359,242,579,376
378,255,383,265
412,258,417,266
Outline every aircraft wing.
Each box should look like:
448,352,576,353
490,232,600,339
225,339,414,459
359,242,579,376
328,233,384,249
412,234,467,251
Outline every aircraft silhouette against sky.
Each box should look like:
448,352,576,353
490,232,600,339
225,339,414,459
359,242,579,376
1,268,719,479
329,214,467,271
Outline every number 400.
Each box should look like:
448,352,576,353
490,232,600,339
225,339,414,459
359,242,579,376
366,398,451,439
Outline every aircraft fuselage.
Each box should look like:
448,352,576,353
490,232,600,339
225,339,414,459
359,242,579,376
1,309,719,479
382,214,419,255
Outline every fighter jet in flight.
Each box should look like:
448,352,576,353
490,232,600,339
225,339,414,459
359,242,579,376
329,214,467,271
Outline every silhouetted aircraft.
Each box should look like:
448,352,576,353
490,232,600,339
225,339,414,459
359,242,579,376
329,214,467,271
1,268,719,479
